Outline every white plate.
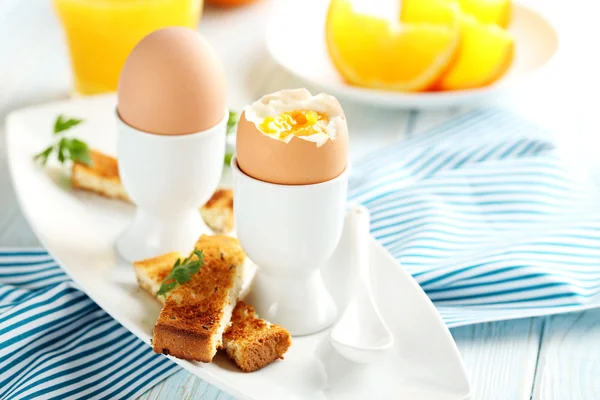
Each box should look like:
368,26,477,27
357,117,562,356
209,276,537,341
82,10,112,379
5,95,471,400
266,0,558,109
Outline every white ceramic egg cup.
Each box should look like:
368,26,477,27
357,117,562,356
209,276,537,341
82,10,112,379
116,112,227,263
232,155,348,336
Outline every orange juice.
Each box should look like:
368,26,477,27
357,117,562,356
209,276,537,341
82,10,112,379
53,0,203,95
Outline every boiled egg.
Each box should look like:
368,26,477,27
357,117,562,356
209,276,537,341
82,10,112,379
236,89,349,185
118,27,226,135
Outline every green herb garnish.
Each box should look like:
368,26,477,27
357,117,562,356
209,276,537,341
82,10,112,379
224,110,239,166
224,152,234,166
34,115,91,167
54,115,83,134
227,110,239,134
156,250,204,297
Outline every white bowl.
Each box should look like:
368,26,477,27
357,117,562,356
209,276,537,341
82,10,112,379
266,0,559,109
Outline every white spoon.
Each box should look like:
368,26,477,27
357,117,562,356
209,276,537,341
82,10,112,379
330,205,394,363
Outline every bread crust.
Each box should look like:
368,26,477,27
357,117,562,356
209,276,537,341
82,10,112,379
153,320,216,362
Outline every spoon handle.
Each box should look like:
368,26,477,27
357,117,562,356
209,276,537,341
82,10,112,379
349,205,372,285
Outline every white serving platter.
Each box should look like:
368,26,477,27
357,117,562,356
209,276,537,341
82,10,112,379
266,0,558,109
5,95,471,400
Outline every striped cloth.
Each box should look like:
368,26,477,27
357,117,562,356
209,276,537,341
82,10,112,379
2,109,600,398
0,250,178,400
350,109,600,327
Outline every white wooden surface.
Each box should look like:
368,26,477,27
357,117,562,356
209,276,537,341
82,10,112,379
1,1,600,399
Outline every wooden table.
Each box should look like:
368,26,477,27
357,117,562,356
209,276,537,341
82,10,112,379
1,1,599,399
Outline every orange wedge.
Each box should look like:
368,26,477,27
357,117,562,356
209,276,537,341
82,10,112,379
458,0,511,27
326,0,459,92
400,0,460,26
434,14,514,91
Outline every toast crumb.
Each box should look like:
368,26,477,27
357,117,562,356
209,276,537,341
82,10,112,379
223,302,292,372
72,150,235,233
151,235,247,362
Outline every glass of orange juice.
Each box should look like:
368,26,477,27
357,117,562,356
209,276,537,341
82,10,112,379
53,0,203,96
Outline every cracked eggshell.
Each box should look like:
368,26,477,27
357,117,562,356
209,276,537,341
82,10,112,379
235,94,349,185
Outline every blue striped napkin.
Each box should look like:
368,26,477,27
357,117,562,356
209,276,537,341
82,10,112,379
350,109,600,327
2,109,600,398
0,250,178,400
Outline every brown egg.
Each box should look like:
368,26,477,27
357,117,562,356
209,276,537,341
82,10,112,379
118,27,226,135
236,89,349,185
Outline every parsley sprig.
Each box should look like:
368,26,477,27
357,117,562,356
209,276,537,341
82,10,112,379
34,115,91,166
224,110,239,165
156,250,204,297
54,115,83,134
227,110,239,134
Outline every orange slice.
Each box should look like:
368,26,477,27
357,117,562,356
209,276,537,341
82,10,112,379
434,14,514,91
326,0,460,92
457,0,511,27
400,0,460,26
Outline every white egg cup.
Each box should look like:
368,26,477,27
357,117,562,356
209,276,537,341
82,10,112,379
115,111,227,263
232,156,348,336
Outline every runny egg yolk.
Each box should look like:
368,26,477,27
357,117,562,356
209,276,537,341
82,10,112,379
258,110,329,140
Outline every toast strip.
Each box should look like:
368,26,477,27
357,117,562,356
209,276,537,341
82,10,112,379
72,150,130,202
223,301,292,372
150,235,247,362
199,189,235,234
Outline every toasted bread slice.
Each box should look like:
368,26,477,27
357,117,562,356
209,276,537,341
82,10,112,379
72,150,130,202
72,150,235,233
150,235,247,362
133,239,291,371
223,302,292,372
199,189,234,234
